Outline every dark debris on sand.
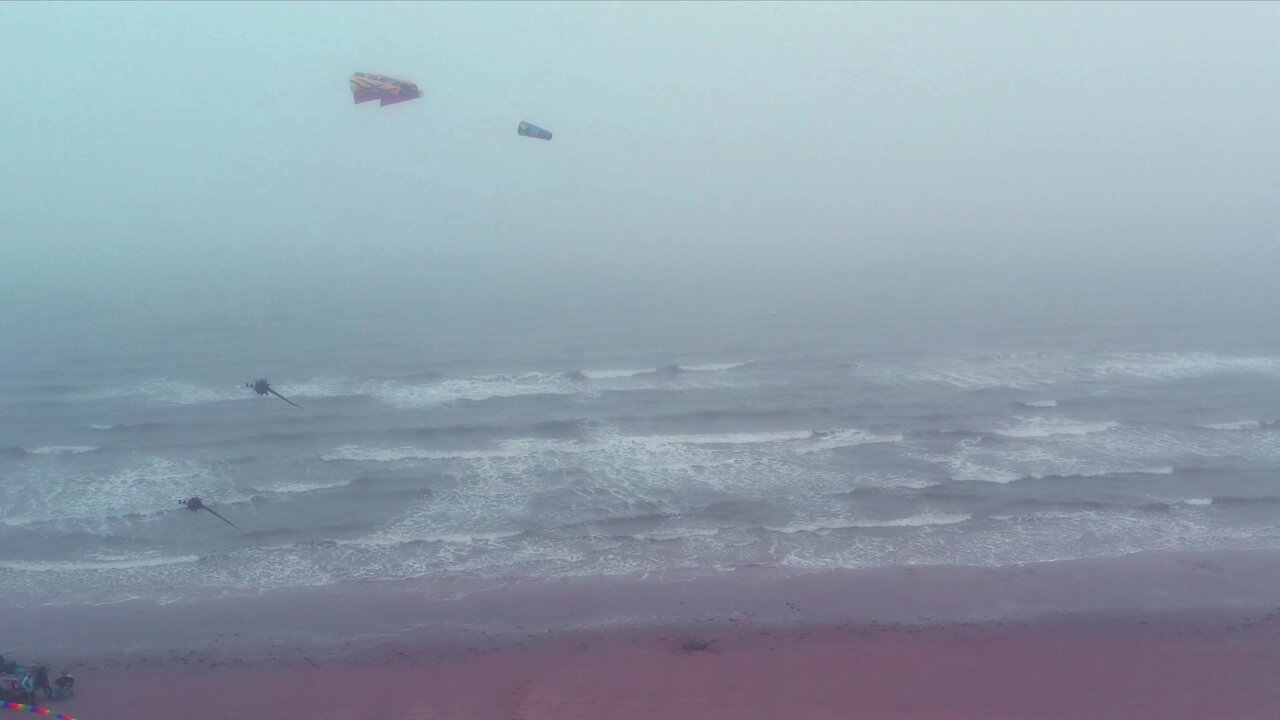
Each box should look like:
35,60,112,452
678,638,717,654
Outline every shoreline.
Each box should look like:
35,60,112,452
8,549,1280,718
5,548,1280,661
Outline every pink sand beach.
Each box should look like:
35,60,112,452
9,550,1280,720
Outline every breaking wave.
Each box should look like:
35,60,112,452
870,351,1280,390
0,554,201,572
365,373,578,407
571,368,658,380
678,362,751,372
992,417,1118,439
766,513,973,534
1199,420,1262,431
24,445,100,455
323,426,899,464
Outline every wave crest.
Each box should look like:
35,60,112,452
993,417,1118,439
24,445,100,455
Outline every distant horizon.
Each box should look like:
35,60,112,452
2,1,1277,348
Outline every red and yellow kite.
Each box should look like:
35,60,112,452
349,73,422,107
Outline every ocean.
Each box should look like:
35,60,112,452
4,303,1280,606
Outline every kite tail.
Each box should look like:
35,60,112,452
2,702,78,720
269,389,302,408
202,507,241,531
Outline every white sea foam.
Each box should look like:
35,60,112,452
679,362,750,372
798,429,902,453
1023,400,1058,408
425,530,524,544
1089,352,1280,381
365,373,579,407
865,512,972,528
993,417,1118,438
0,554,200,572
25,445,99,455
642,430,815,446
634,527,723,542
860,475,941,490
1026,466,1174,480
1199,420,1261,431
342,530,524,548
341,524,527,554
926,431,1180,485
767,513,972,534
635,428,900,450
75,380,241,405
326,426,896,471
944,459,1024,484
322,441,557,463
870,351,1280,392
0,457,239,526
257,478,360,494
273,378,359,399
578,368,657,380
339,424,868,555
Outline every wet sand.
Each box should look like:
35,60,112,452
11,550,1280,719
47,609,1280,720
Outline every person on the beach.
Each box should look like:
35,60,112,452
53,669,74,700
32,666,52,700
19,670,35,704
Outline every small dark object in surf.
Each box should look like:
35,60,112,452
679,638,716,653
179,496,241,531
245,378,301,408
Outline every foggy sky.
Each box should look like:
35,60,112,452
2,2,1278,345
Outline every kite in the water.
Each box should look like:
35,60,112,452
2,702,78,720
350,72,422,106
179,496,240,531
517,120,552,141
246,379,301,408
